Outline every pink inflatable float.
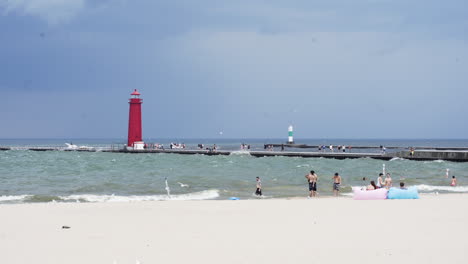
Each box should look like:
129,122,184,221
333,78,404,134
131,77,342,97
352,187,388,200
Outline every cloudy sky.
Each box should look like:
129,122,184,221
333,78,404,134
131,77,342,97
1,0,467,139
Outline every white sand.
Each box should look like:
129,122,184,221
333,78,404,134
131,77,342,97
1,194,467,264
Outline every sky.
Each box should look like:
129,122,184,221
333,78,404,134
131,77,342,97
0,0,467,139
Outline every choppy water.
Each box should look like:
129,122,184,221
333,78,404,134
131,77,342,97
1,139,467,203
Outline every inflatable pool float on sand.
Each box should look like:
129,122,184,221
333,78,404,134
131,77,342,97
387,187,419,199
353,187,388,200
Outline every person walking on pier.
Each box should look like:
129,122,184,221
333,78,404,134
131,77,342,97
380,145,386,154
255,177,262,196
305,171,318,198
332,173,341,196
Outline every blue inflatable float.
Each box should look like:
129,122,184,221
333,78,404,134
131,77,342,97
229,197,240,200
387,187,419,199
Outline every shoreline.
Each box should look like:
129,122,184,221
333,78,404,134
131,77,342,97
0,191,466,206
0,190,466,204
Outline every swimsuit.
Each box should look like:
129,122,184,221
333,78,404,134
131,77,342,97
333,183,340,191
309,182,317,191
255,188,262,196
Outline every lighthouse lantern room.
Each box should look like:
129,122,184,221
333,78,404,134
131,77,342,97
127,89,144,150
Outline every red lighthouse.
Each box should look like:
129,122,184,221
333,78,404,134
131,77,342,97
127,89,143,148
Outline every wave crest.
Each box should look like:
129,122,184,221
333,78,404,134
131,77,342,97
0,195,29,202
62,189,220,202
390,157,407,161
415,184,468,193
229,150,251,156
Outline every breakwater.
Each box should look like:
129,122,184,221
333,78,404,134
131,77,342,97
267,143,468,151
2,145,468,162
104,149,468,162
106,149,392,160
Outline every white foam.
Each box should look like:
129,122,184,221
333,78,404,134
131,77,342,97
429,160,445,163
390,157,407,161
230,150,251,156
0,195,29,202
415,184,468,193
61,189,220,202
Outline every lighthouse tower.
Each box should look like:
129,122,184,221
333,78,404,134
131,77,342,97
127,89,144,149
287,125,294,144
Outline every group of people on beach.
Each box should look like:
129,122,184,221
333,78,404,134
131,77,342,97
365,173,393,190
304,171,342,197
253,171,343,198
254,170,459,198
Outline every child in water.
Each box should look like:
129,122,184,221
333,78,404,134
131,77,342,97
451,176,457,187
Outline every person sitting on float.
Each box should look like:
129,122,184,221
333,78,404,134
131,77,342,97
399,182,407,190
367,180,378,190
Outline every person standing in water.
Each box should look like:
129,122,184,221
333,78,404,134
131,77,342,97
376,173,384,188
305,170,318,197
255,177,262,196
332,173,341,196
451,176,457,187
384,173,392,189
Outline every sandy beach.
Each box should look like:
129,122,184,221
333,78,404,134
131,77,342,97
1,194,467,264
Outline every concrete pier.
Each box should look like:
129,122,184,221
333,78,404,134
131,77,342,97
396,149,468,161
103,148,392,160
2,145,468,161
267,143,468,151
102,148,468,162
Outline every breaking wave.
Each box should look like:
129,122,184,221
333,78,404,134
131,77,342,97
229,150,251,156
415,184,468,193
424,160,445,163
0,195,29,202
390,157,407,161
62,189,220,202
0,190,220,204
348,185,468,194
